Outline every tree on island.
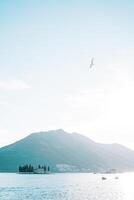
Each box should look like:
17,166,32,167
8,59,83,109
44,165,46,171
19,164,34,173
19,164,51,173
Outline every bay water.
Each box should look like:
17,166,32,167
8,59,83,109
0,172,134,200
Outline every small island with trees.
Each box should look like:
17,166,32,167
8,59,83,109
19,164,50,174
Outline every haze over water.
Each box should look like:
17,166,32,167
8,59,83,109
0,173,134,200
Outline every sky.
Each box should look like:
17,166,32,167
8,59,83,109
0,0,134,149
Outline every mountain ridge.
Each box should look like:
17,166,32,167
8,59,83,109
0,129,134,172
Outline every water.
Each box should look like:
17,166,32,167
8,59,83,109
0,173,134,200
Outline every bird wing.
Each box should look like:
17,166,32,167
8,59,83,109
90,58,94,68
91,58,94,65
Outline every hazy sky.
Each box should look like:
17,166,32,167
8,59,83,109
1,0,134,149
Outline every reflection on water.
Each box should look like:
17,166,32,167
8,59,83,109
0,173,134,200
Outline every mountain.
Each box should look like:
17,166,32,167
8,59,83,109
0,129,134,172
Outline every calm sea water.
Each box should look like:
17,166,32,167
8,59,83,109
0,173,134,200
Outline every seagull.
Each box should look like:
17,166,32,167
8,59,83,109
89,57,94,69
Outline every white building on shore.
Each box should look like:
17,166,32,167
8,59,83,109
33,166,50,174
34,168,46,174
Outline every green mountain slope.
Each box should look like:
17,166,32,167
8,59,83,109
0,129,134,172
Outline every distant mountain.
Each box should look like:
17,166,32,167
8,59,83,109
0,129,134,172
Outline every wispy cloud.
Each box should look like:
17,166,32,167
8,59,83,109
63,66,134,149
0,128,17,147
0,80,31,91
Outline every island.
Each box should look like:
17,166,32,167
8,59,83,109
19,164,50,174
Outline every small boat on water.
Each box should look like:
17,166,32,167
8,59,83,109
115,177,119,179
102,177,107,180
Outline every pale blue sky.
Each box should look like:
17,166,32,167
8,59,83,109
1,0,134,148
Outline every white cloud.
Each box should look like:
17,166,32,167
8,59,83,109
0,129,14,147
0,80,31,91
63,66,134,149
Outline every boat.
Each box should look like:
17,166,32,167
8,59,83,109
102,177,107,180
115,176,119,179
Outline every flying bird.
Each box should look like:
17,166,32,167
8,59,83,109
89,57,94,69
